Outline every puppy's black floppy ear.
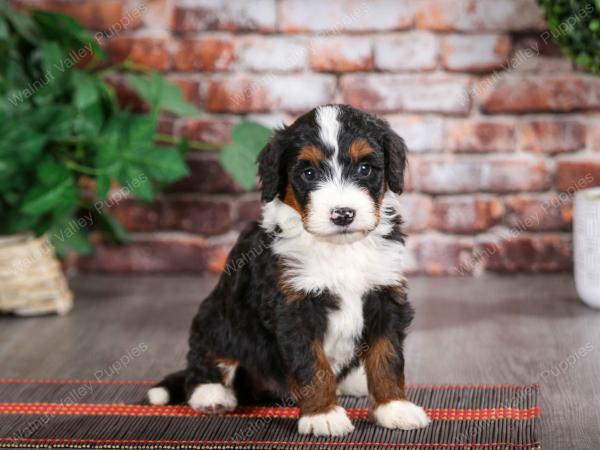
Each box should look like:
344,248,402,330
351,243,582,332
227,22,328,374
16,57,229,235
383,127,407,194
257,132,284,202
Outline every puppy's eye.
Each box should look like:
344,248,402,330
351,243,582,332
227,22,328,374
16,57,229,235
356,163,372,178
302,168,317,182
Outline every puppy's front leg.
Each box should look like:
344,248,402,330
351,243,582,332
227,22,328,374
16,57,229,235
287,341,355,437
362,287,430,430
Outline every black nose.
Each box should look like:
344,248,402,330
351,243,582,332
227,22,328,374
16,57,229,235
330,207,356,226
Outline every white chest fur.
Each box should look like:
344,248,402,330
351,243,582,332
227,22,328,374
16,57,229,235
263,198,406,375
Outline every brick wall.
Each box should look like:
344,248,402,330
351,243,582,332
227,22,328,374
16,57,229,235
16,0,600,275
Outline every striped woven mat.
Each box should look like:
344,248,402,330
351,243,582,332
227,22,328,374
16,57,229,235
0,379,540,449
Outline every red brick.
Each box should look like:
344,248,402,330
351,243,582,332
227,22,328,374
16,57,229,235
480,234,572,273
590,117,600,152
109,198,162,232
141,0,174,30
341,74,470,114
556,158,600,192
172,0,276,33
310,37,373,72
447,120,516,153
416,0,544,32
167,155,244,194
240,36,306,72
431,196,503,233
395,193,433,232
108,36,170,71
508,35,572,73
520,120,586,154
406,234,474,275
386,115,444,153
279,0,414,33
237,196,262,224
23,0,144,30
110,197,232,235
374,32,438,71
412,156,551,194
163,198,232,235
106,75,149,112
180,118,234,145
442,34,511,73
168,76,201,105
174,37,235,72
504,195,572,232
203,74,336,113
480,75,600,113
78,233,234,273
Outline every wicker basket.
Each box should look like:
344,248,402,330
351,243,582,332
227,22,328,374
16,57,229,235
0,234,73,316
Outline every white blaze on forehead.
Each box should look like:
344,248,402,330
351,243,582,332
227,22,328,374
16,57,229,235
315,105,340,157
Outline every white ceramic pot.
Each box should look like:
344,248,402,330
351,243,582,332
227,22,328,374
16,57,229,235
574,187,600,308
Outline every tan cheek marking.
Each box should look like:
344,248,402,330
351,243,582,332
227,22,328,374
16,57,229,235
298,145,326,167
349,138,374,163
284,182,302,215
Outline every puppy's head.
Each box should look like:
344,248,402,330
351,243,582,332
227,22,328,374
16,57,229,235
259,104,406,243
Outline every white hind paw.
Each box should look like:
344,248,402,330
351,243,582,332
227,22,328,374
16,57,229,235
372,400,431,430
147,387,169,405
298,406,355,437
188,383,237,414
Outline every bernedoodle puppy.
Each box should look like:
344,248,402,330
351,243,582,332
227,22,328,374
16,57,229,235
148,104,431,436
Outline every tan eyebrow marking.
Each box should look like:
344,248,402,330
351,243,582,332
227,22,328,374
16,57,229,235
349,138,374,162
298,146,326,166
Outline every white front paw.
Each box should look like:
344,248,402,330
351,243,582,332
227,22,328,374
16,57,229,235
188,383,237,414
372,400,431,430
298,406,355,437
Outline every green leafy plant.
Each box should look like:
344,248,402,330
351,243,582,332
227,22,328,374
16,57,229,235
538,0,600,75
0,3,270,255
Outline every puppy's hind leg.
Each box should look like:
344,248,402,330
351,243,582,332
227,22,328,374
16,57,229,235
185,357,239,414
148,369,187,405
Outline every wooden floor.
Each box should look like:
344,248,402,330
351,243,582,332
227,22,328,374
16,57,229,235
1,274,599,449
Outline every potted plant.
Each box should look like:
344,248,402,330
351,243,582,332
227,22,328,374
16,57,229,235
537,0,600,75
538,1,600,306
0,4,269,315
574,188,600,308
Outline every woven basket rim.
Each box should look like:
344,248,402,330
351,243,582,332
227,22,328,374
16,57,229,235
0,232,39,247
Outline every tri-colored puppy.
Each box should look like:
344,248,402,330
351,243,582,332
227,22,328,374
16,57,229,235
148,104,430,436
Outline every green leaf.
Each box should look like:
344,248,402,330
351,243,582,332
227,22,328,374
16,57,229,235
73,71,99,109
33,10,105,60
128,116,157,146
96,175,111,200
38,158,70,186
0,2,39,43
51,224,93,256
118,166,153,201
125,73,199,117
219,121,271,191
232,121,272,150
126,146,189,183
21,177,76,215
0,16,8,40
93,210,129,244
18,133,46,164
